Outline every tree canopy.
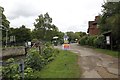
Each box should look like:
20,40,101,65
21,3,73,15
98,2,120,50
33,12,60,41
66,31,86,43
9,25,32,45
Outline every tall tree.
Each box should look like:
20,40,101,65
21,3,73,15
0,6,10,45
10,25,32,45
99,2,120,50
33,12,59,41
0,6,10,29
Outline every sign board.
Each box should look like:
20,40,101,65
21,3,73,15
63,34,69,43
28,42,31,46
19,60,24,72
25,41,31,47
10,36,15,42
63,43,70,50
106,36,110,45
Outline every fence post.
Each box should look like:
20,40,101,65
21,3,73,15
19,59,24,80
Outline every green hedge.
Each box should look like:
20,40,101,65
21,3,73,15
2,42,60,79
79,35,105,49
93,35,105,48
79,36,88,45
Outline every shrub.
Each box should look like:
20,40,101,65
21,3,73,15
79,36,88,45
42,47,53,59
93,35,105,48
2,58,34,80
25,42,58,70
25,49,45,70
87,36,96,46
79,35,106,49
2,42,60,79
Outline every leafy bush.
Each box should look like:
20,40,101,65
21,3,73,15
79,35,106,49
25,42,59,70
42,47,53,59
87,36,96,46
24,67,34,79
79,36,88,45
2,58,20,80
25,49,45,70
2,58,34,80
93,35,105,48
2,42,60,79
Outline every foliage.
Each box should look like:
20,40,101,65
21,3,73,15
2,58,34,80
25,49,45,70
9,25,32,45
2,58,20,80
0,6,10,29
0,6,10,45
2,42,60,79
93,35,105,48
79,2,120,51
24,67,34,79
79,36,88,45
66,31,86,43
31,38,39,43
98,2,120,50
79,35,106,49
33,50,80,78
87,36,96,46
25,42,59,71
33,12,59,41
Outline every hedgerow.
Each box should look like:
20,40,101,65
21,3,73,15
79,35,105,48
2,42,60,79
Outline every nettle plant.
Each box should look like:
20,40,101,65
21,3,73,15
2,42,60,79
2,58,34,80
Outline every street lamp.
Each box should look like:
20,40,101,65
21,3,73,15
0,25,8,48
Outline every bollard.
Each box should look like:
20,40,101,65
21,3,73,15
19,59,24,80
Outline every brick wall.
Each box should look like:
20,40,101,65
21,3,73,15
87,16,100,35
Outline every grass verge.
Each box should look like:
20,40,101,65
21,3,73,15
33,50,80,78
94,48,120,58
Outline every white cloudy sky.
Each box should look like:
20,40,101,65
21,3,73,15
0,0,104,32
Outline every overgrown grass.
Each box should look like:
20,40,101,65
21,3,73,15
94,48,120,58
33,50,81,78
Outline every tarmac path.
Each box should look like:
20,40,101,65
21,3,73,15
54,43,119,79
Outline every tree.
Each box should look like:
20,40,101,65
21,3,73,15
0,6,10,46
0,6,10,29
75,32,86,39
98,2,120,50
33,12,59,41
9,25,32,45
66,31,86,43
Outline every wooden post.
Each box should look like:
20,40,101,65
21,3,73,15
39,46,41,54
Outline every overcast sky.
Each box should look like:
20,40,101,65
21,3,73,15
0,0,104,32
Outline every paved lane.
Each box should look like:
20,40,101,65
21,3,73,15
55,43,119,78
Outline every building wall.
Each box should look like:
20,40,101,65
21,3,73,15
89,25,99,35
87,16,100,35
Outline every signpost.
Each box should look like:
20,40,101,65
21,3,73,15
106,36,110,45
19,59,24,80
63,33,70,50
